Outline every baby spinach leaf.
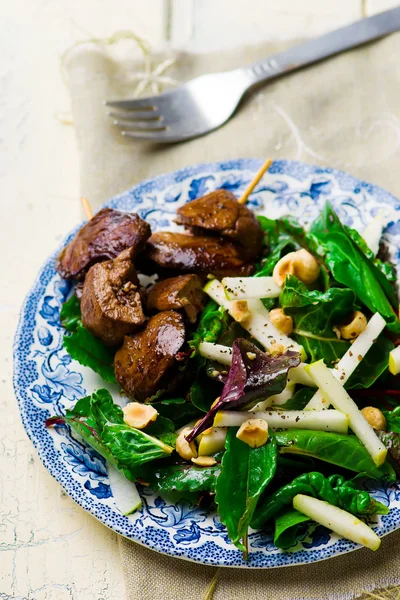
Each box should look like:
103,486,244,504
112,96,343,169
256,215,300,276
345,226,397,282
310,202,399,330
60,295,117,384
279,388,315,410
274,509,309,549
251,471,388,529
216,428,277,554
274,429,396,482
155,397,202,429
346,336,394,389
187,339,300,442
189,300,230,352
60,294,81,332
63,325,117,384
383,406,400,434
144,455,222,494
280,275,393,386
188,371,222,412
280,275,354,364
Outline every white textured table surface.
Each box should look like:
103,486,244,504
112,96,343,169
1,1,398,598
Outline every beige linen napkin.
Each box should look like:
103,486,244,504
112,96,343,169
64,33,400,599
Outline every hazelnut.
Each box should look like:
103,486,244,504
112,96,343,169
269,308,293,335
339,311,367,340
176,428,198,461
231,300,251,323
191,456,217,467
273,249,320,287
361,407,386,431
123,402,158,429
269,343,286,356
236,418,269,448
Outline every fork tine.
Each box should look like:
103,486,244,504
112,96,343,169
108,109,161,121
121,130,173,142
105,98,157,110
114,120,167,131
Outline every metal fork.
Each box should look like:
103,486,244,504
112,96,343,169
107,7,400,144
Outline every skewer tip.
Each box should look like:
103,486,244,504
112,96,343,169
238,158,273,205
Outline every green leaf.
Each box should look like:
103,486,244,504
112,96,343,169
346,336,394,389
145,416,177,447
252,471,388,529
60,294,117,384
280,275,355,363
216,428,277,553
60,294,82,332
48,389,173,475
63,325,117,384
280,275,393,387
256,216,299,276
188,370,222,412
274,509,309,549
384,406,400,434
345,226,397,282
274,429,396,482
279,387,315,410
144,455,222,493
90,388,124,428
189,300,230,351
102,424,173,468
310,202,399,331
155,398,202,429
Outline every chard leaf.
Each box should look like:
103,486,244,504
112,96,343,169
252,471,388,529
102,424,173,468
274,429,396,482
274,509,309,549
216,428,277,553
187,339,300,442
46,389,173,474
310,202,400,331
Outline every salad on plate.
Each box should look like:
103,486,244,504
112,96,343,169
46,183,400,557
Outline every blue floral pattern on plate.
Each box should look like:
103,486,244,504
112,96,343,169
13,159,400,568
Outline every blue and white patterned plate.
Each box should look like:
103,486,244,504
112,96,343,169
13,159,400,568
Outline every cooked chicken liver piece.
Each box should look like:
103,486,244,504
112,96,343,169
81,247,145,346
175,189,263,259
114,311,185,401
146,232,253,278
147,274,205,323
57,208,151,280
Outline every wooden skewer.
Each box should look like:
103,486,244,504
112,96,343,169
81,197,93,220
237,158,273,205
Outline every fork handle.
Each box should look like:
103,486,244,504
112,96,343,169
242,7,400,85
